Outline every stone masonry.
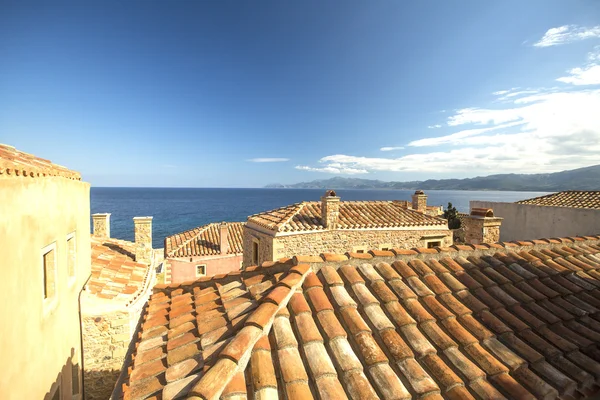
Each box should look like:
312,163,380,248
92,213,111,238
321,190,340,229
461,208,503,245
412,190,427,213
133,216,153,264
82,284,150,400
243,226,452,266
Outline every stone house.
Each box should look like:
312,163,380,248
472,191,600,242
243,190,452,266
0,144,91,400
164,222,244,283
81,214,156,400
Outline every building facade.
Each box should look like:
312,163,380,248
243,190,452,266
0,144,91,400
81,214,156,400
164,222,244,282
472,191,600,242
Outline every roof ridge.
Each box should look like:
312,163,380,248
188,264,312,399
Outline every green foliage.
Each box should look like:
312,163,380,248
443,202,461,229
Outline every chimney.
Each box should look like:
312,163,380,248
462,208,503,245
411,190,427,213
133,216,153,264
92,213,111,238
219,222,230,255
321,190,340,229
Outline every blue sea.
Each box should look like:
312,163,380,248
90,188,551,249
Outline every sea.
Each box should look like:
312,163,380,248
90,188,551,249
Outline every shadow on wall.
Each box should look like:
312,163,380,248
43,348,81,400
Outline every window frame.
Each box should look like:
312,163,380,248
66,231,77,287
196,264,207,277
252,238,260,265
42,242,58,314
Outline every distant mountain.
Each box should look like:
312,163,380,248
265,165,600,191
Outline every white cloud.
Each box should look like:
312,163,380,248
298,88,600,174
380,146,404,151
295,165,368,174
427,124,442,129
557,47,600,85
407,121,525,147
247,158,290,162
534,25,600,47
296,39,600,177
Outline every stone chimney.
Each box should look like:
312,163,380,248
411,190,427,213
92,213,111,238
321,190,340,230
133,216,153,265
219,222,230,255
462,208,503,245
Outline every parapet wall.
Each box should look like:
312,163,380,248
82,263,156,400
471,201,600,242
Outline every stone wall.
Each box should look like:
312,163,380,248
243,225,452,266
243,227,275,266
81,268,154,399
82,311,130,400
133,217,152,264
471,200,600,242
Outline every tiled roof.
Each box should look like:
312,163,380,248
88,236,151,303
165,222,245,258
120,235,600,400
0,143,81,180
517,191,600,209
248,201,447,232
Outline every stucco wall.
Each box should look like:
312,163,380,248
165,254,243,283
0,176,91,400
243,225,452,266
471,200,600,242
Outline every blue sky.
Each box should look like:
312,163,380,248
1,1,599,187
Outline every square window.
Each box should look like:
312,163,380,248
67,233,76,280
43,246,57,299
196,265,206,276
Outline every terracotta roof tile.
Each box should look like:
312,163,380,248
517,190,600,209
122,236,600,400
87,236,151,304
0,143,81,180
165,222,244,257
248,200,447,232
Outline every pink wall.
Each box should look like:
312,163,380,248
167,254,243,284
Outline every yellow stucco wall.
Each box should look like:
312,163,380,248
0,176,91,400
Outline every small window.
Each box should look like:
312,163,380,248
252,241,259,265
196,265,206,276
67,233,76,280
381,248,389,251
427,241,441,249
43,245,57,299
356,249,364,254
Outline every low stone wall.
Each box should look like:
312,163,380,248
82,311,130,400
243,225,452,266
274,228,453,260
470,201,600,242
82,267,155,399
